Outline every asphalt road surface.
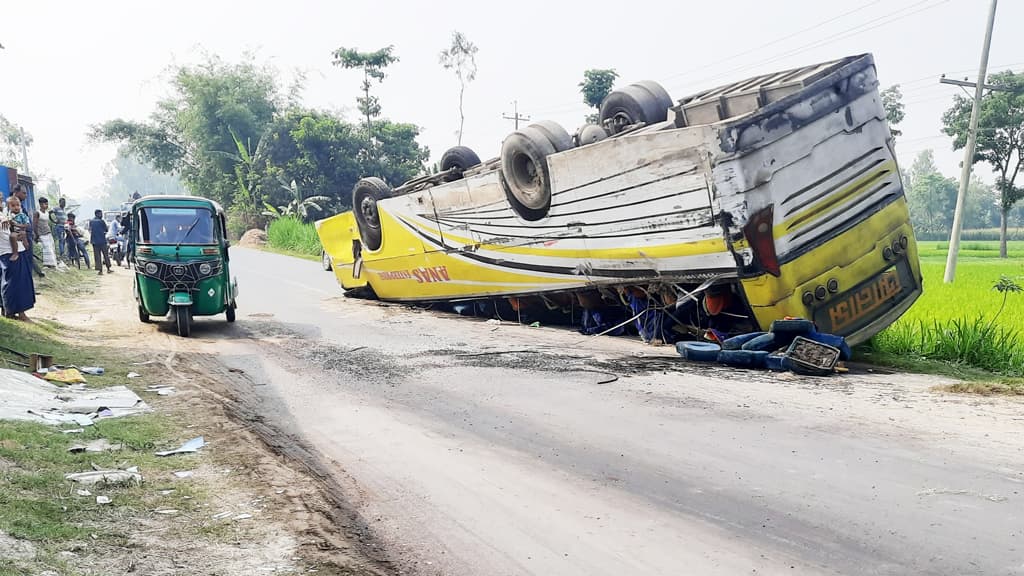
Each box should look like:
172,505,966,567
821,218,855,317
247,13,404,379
172,248,1024,576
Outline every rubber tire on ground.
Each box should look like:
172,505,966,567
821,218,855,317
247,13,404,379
500,126,557,221
806,331,852,361
138,306,150,324
576,124,608,146
722,331,768,351
321,250,332,271
765,353,787,372
352,177,392,252
676,341,722,362
769,318,816,336
718,349,770,369
226,301,236,323
343,285,378,300
528,121,574,152
599,81,673,133
175,306,191,338
440,146,482,181
741,333,778,352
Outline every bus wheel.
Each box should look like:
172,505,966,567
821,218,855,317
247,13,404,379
440,146,481,181
600,80,673,134
500,126,556,221
576,124,608,146
352,177,392,252
529,120,574,152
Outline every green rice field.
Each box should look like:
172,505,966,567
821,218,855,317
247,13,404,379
866,240,1024,380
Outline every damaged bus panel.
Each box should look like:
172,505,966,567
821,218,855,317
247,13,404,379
316,53,922,346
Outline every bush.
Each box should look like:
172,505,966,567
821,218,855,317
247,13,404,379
915,227,1024,241
266,217,321,256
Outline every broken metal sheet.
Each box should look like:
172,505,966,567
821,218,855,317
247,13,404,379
65,469,143,486
67,439,123,453
155,437,205,457
0,368,150,425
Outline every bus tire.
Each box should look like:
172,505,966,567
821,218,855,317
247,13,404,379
576,124,608,146
440,146,481,181
500,126,556,221
529,120,573,152
719,349,769,369
769,318,816,336
722,331,768,351
352,177,391,252
741,333,778,352
600,81,673,133
676,341,721,362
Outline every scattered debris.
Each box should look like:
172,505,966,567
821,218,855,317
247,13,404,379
79,367,105,375
67,439,123,453
96,495,111,505
43,368,87,384
154,509,178,515
65,468,143,486
127,372,142,379
529,321,541,328
155,436,205,457
1,368,150,425
144,385,176,396
158,489,175,496
233,513,253,521
212,511,233,520
75,489,92,497
172,471,194,479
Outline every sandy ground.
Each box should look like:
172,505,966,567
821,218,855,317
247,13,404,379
42,248,1024,576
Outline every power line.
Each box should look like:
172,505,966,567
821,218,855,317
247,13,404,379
665,0,952,94
502,100,530,130
530,0,961,116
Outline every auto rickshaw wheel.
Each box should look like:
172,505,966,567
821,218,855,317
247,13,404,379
226,301,236,323
138,306,150,323
175,307,191,337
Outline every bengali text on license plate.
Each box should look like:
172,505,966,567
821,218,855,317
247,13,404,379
826,269,903,333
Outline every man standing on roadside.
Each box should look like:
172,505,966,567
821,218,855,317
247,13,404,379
51,197,68,259
89,209,113,275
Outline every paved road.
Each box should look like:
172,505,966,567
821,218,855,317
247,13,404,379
184,248,1024,575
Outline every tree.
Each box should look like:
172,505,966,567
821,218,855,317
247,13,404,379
439,31,478,146
331,45,398,146
366,119,430,186
579,69,618,123
259,108,365,212
91,54,283,208
0,115,31,170
880,85,905,137
906,150,958,237
942,70,1024,258
95,147,188,210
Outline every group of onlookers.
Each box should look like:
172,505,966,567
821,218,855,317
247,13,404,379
0,186,120,321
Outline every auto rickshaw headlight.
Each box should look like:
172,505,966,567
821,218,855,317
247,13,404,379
145,262,158,275
199,263,212,275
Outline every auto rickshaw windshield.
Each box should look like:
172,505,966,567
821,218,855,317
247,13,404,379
136,207,216,245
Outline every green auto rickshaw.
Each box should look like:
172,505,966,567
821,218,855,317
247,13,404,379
129,196,239,337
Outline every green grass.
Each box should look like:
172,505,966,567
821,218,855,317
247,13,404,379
0,286,206,566
865,240,1024,388
266,217,322,257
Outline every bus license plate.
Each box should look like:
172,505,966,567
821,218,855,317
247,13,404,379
814,261,914,336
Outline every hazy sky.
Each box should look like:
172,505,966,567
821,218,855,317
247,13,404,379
2,0,1021,200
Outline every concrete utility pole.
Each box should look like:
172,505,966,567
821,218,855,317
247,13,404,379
19,127,30,177
502,100,530,130
943,0,998,284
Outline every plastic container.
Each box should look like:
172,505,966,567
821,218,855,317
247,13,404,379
784,336,840,375
677,341,722,362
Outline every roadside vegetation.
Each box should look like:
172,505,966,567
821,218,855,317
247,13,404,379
863,240,1024,393
265,216,322,259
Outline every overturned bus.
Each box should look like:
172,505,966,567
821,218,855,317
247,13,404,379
316,54,921,346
